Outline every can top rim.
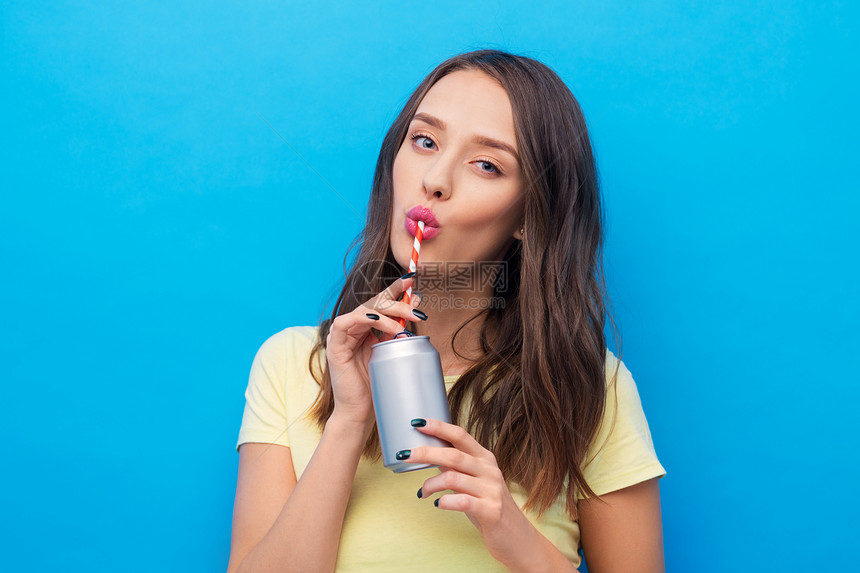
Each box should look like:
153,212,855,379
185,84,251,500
371,335,430,348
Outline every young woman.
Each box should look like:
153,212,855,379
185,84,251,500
228,50,666,572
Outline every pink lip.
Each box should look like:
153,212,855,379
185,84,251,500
405,217,440,240
405,205,441,240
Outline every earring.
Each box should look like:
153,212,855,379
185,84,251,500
520,226,525,237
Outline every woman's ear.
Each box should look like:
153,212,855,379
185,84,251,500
514,223,525,241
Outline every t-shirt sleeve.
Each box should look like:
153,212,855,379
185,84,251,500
235,330,293,452
578,351,666,498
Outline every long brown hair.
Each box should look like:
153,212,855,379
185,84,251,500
307,49,621,519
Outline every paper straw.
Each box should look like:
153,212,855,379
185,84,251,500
398,220,424,329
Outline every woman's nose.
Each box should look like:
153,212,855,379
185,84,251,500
421,156,453,201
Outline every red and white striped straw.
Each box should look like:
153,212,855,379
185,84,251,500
398,220,424,329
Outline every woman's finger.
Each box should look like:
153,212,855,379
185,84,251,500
328,277,416,348
327,312,370,350
396,446,483,477
411,418,491,460
362,300,425,340
420,470,485,499
410,291,423,308
336,275,417,342
369,274,415,312
361,305,405,336
433,493,476,514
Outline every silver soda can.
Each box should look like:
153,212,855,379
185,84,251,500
368,335,452,472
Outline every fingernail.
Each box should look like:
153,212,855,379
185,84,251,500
417,487,423,499
395,329,415,338
412,309,428,321
400,271,416,280
434,498,440,507
395,449,411,461
410,418,426,427
365,313,380,320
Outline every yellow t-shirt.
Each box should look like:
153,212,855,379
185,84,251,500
236,326,666,571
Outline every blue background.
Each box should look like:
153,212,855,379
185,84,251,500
2,1,857,571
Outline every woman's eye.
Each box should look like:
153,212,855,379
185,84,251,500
410,133,436,150
477,160,500,174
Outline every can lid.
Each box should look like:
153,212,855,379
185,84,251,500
371,334,430,348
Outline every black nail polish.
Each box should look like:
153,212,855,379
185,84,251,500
417,487,423,499
365,313,380,320
395,449,411,461
400,271,416,280
434,498,440,507
410,418,426,427
412,309,428,321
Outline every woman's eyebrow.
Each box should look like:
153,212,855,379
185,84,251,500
411,112,520,163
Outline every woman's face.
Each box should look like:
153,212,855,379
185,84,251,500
391,69,525,282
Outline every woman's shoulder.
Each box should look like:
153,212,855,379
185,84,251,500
602,348,622,373
602,348,636,393
252,325,323,372
580,348,666,497
599,348,649,421
256,325,320,353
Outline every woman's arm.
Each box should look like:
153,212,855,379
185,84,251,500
577,478,665,573
227,415,372,573
228,275,422,572
226,443,297,573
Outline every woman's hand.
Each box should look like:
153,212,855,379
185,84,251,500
325,274,424,430
402,418,552,571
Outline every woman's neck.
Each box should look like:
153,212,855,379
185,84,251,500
410,289,494,376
